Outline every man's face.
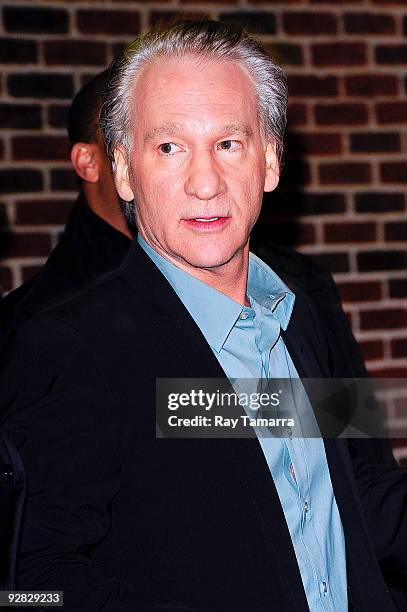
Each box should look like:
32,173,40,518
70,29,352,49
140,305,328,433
115,55,279,274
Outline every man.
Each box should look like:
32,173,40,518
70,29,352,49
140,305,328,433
0,71,132,343
0,21,405,611
0,65,395,470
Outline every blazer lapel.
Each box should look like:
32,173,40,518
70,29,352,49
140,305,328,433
121,240,310,609
281,282,331,379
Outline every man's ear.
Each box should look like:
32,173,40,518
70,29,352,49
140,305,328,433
264,141,280,193
71,142,99,184
114,146,134,202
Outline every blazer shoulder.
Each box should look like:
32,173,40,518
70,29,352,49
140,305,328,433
254,241,321,281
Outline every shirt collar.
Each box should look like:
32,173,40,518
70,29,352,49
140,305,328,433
247,252,295,331
138,235,295,353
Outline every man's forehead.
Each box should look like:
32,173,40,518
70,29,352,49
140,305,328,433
129,55,261,144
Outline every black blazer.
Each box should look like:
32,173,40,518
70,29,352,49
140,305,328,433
0,431,25,589
0,240,406,611
0,193,130,346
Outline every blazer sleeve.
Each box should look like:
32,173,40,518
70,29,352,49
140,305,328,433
0,317,193,612
349,446,407,578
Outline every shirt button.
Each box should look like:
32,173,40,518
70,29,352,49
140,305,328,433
239,311,249,320
304,501,309,513
322,581,328,594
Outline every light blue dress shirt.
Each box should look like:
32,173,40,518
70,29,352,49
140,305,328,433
139,235,348,611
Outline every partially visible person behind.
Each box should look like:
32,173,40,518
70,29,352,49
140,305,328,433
0,71,133,344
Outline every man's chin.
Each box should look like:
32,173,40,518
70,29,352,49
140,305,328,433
178,249,243,271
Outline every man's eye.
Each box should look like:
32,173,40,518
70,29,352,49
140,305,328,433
159,142,181,155
217,140,240,151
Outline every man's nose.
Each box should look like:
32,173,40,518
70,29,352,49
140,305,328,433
184,151,227,201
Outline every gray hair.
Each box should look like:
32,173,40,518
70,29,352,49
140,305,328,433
101,20,288,169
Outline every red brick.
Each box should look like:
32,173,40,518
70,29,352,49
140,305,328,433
3,6,68,34
16,199,74,225
372,0,407,4
287,103,308,126
0,103,42,129
113,0,170,2
389,279,407,298
77,10,141,35
263,192,346,216
371,367,407,378
376,102,407,124
310,0,360,3
0,202,8,227
394,397,407,419
376,45,407,64
0,267,13,293
312,43,367,67
218,12,277,34
355,192,404,214
337,281,382,303
350,132,400,153
44,41,107,66
391,338,407,358
149,11,210,28
22,265,42,283
12,136,69,162
308,252,350,274
358,250,407,272
4,232,52,258
315,104,368,126
288,75,337,97
319,162,371,185
344,13,395,34
381,162,407,184
0,169,43,194
345,74,398,97
385,222,407,241
181,0,236,3
288,132,342,156
7,73,73,99
265,43,303,66
283,12,337,35
360,308,407,330
246,0,298,3
0,38,38,64
359,340,384,361
324,222,376,243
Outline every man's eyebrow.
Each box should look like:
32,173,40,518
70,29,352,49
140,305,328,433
143,122,254,144
144,122,184,144
218,124,254,139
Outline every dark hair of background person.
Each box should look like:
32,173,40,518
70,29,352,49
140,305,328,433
68,70,109,148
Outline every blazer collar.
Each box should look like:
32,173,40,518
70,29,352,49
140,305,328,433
120,239,330,380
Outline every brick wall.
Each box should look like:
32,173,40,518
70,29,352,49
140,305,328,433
1,0,406,461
